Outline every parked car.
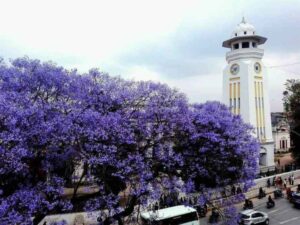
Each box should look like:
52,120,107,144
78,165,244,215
238,209,269,225
291,192,300,208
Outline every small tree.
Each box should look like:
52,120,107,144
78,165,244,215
283,79,300,165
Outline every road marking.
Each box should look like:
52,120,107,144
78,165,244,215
273,209,289,216
268,209,279,214
279,217,300,224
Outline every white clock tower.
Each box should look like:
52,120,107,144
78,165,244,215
222,18,275,172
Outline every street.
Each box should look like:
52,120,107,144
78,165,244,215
255,198,300,225
200,196,300,225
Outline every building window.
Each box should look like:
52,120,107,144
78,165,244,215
252,42,257,48
280,138,287,149
233,43,239,49
242,42,249,48
279,140,281,149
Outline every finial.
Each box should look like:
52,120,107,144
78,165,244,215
241,16,246,24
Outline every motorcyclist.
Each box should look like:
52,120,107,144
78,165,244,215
243,199,253,209
267,195,275,208
274,188,283,198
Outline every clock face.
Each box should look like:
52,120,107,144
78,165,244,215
230,64,239,75
254,62,261,73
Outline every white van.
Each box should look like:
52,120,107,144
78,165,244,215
140,205,200,225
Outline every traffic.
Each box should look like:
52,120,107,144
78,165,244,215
139,184,300,225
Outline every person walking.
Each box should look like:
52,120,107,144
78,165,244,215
272,176,276,186
231,185,236,196
267,178,271,188
283,178,287,189
237,186,242,194
278,177,283,189
291,174,295,185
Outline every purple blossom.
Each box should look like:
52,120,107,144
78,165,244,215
0,57,259,225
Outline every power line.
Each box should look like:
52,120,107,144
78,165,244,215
267,62,300,68
268,66,300,76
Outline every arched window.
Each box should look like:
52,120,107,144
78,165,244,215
280,137,287,149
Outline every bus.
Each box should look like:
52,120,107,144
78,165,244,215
140,205,200,225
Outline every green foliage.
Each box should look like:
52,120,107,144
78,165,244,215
284,79,300,165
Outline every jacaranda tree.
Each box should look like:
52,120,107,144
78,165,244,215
0,57,259,225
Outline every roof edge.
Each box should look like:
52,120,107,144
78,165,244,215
222,35,267,48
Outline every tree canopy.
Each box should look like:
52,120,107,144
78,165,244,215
284,79,300,165
0,57,259,225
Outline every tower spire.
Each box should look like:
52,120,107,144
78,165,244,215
241,16,246,24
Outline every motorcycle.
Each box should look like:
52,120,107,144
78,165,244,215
243,199,253,210
266,201,275,209
274,189,283,199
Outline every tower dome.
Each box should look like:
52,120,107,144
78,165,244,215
222,17,267,48
232,17,256,37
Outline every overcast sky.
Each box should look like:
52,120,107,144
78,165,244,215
0,0,300,112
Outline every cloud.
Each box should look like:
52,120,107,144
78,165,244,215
0,0,299,112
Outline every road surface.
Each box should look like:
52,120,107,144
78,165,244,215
200,195,300,225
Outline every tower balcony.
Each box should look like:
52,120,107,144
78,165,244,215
226,48,264,63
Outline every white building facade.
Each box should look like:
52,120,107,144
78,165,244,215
222,18,275,172
271,112,291,153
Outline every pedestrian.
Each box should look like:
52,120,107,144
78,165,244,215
278,177,283,188
272,176,276,186
275,177,279,187
231,185,236,196
283,178,287,189
154,202,159,210
291,174,295,185
288,176,292,185
237,186,242,194
267,178,271,188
